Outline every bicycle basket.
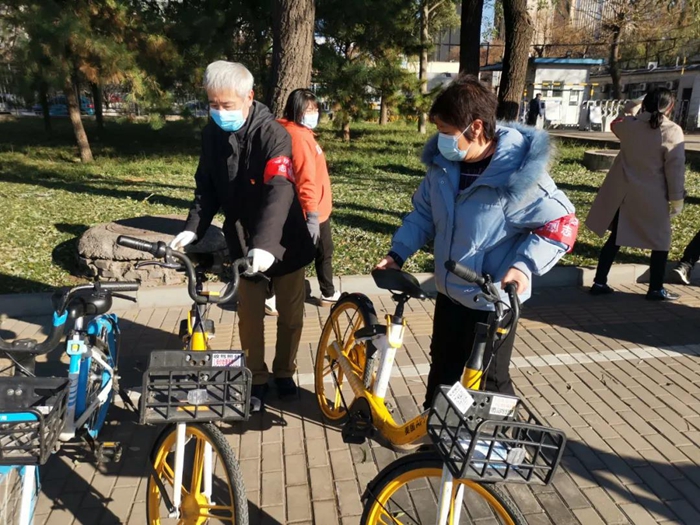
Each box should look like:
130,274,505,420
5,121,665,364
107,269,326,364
0,377,69,465
140,350,251,425
427,385,566,484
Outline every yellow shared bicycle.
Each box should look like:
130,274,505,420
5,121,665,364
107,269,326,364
314,261,515,449
358,262,568,524
118,235,253,524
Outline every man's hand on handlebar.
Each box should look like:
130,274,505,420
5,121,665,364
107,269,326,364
169,231,197,251
501,266,529,295
375,255,400,271
248,249,275,274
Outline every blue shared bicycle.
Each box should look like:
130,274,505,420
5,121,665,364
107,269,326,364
0,280,139,524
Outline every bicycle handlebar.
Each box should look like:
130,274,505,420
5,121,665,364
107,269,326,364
0,280,140,356
446,262,522,384
445,260,486,288
98,282,140,293
116,235,250,305
445,260,522,320
116,235,166,258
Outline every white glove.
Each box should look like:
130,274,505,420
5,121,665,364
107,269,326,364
670,199,684,218
169,231,197,250
248,248,275,273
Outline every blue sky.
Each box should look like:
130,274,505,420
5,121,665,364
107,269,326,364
481,1,495,41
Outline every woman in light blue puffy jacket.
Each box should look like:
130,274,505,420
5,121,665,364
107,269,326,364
376,74,578,409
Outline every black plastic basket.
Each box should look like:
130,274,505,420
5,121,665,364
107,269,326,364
0,377,69,466
427,385,566,484
140,350,251,425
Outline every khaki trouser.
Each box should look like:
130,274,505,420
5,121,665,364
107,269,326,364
238,268,305,385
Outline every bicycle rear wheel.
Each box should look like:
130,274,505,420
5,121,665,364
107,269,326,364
315,294,378,421
147,422,247,524
361,452,525,525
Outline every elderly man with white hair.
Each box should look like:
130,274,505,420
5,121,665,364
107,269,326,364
171,61,315,409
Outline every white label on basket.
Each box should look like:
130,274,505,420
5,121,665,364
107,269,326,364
446,382,474,414
212,353,242,367
36,405,52,415
507,447,527,465
489,396,518,417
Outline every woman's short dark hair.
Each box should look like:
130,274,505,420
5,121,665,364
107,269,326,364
642,88,675,129
429,73,498,141
283,88,317,125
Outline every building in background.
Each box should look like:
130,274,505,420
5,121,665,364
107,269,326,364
481,57,604,127
591,63,700,131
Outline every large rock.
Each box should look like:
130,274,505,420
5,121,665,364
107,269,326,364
78,215,228,286
583,150,617,172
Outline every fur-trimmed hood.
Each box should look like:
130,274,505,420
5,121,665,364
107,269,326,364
421,122,552,199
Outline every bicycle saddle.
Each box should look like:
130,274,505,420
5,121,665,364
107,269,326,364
371,269,426,300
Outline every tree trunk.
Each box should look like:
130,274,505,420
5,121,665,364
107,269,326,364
39,80,51,135
497,0,534,121
418,1,430,134
268,0,315,117
609,21,623,99
460,0,484,76
342,119,350,141
379,94,389,125
91,82,104,131
65,77,93,163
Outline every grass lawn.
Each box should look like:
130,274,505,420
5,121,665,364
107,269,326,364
1,117,699,294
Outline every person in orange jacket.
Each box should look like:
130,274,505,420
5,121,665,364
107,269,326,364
276,88,339,305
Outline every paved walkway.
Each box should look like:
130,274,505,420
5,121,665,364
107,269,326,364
4,281,700,524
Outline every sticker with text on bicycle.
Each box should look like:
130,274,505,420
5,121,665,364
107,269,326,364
427,383,567,484
0,377,70,465
139,350,252,425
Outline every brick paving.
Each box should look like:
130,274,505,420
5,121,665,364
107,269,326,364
5,281,700,524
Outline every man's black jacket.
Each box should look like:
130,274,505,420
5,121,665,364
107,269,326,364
184,101,314,277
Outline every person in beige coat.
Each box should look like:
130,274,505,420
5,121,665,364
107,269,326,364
586,88,685,301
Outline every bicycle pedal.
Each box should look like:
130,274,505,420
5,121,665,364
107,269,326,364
342,398,373,445
95,441,123,463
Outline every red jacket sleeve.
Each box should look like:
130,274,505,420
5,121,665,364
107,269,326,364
292,136,319,215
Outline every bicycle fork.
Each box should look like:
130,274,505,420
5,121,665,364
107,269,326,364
157,423,215,519
18,466,37,525
436,466,466,525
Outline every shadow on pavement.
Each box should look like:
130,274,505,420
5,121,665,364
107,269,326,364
526,287,700,353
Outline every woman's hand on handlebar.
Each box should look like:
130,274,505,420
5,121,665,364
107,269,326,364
502,266,529,295
376,255,400,271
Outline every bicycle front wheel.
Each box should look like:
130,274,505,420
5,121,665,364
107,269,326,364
147,423,247,524
315,294,378,421
361,452,525,525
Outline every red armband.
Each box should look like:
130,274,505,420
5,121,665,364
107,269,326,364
263,156,294,184
534,213,579,253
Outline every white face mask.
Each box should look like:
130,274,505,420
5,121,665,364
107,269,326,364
302,112,319,129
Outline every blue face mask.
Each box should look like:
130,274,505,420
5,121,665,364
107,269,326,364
437,124,472,161
302,112,319,130
210,108,246,132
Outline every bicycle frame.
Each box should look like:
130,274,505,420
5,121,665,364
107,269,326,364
60,315,116,442
326,314,487,448
158,292,216,517
187,302,212,351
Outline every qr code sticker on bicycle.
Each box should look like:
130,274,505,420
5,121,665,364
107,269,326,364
489,396,518,417
446,382,474,414
212,353,243,368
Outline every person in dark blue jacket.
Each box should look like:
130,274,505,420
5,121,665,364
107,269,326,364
376,74,578,409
